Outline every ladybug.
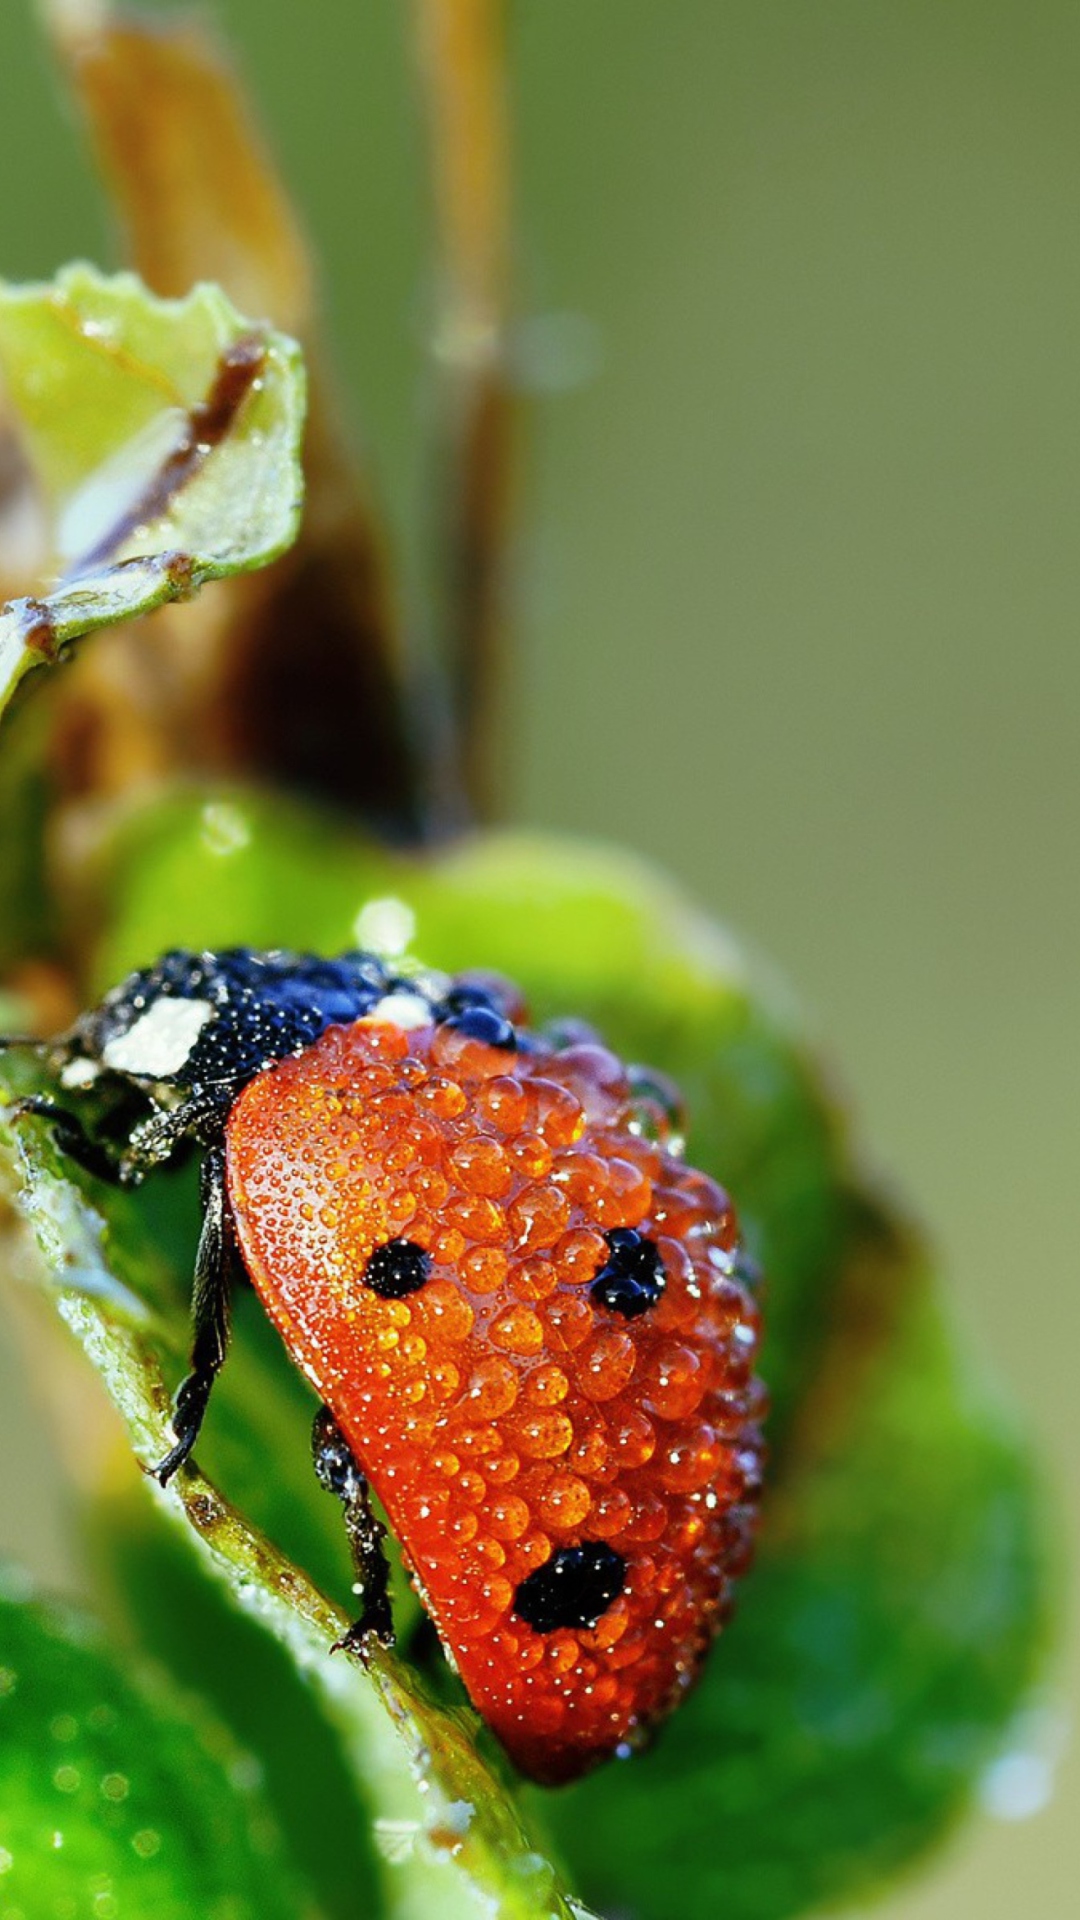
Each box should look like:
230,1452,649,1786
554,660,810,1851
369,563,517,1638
4,945,765,1783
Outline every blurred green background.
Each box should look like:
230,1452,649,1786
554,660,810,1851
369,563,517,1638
0,2,1075,1915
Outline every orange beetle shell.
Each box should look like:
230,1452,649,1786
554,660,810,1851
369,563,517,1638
225,1012,765,1784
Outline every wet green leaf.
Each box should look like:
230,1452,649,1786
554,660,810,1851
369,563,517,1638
77,784,1053,1916
0,1568,315,1920
88,1492,386,1920
0,263,305,721
0,1096,589,1920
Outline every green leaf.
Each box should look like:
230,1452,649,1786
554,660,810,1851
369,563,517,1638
0,263,305,721
0,1097,590,1920
77,785,1052,1915
0,1568,315,1920
87,1489,387,1920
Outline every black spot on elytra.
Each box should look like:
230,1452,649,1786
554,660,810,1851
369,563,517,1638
590,1227,666,1318
513,1542,627,1634
363,1239,431,1299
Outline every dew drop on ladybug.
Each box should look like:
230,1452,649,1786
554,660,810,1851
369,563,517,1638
224,978,766,1785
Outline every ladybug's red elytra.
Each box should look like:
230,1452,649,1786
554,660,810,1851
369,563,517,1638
3,945,765,1784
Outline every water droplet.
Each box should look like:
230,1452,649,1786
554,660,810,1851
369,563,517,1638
491,1304,545,1356
373,1818,420,1864
352,896,415,960
514,1409,573,1459
200,800,250,857
626,1063,685,1147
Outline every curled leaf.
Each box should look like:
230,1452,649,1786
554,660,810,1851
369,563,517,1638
0,263,305,723
41,9,426,837
0,400,46,602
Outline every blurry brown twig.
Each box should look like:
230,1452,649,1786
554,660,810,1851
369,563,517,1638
412,0,515,822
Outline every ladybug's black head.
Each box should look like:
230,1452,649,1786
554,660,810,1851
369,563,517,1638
55,947,524,1109
63,948,395,1101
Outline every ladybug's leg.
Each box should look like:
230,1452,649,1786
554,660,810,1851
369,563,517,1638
153,1146,234,1485
121,1089,230,1181
10,1097,127,1185
312,1407,394,1653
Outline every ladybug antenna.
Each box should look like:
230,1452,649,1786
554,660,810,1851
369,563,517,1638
0,1035,50,1053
